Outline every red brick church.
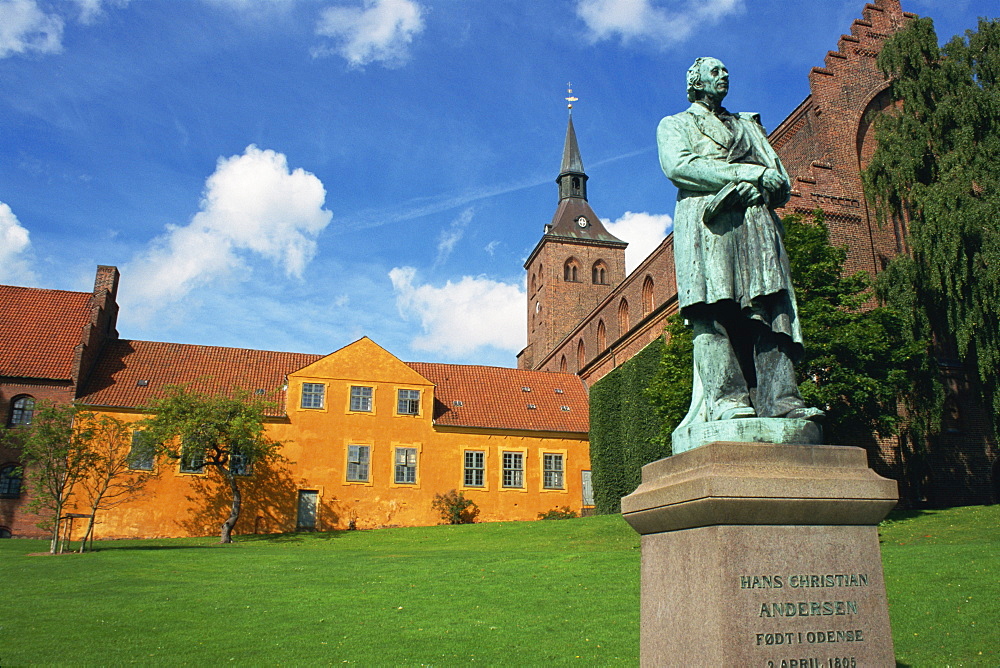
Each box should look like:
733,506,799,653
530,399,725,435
517,0,998,507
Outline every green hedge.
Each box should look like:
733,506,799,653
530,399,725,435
588,338,670,514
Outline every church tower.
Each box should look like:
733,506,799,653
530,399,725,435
518,109,627,371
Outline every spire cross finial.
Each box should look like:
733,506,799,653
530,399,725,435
565,82,578,111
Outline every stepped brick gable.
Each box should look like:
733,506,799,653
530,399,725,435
771,0,914,278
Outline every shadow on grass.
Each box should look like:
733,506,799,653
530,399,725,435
88,543,221,552
883,508,933,522
83,529,352,551
236,529,350,543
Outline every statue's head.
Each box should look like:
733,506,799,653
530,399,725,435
686,57,729,104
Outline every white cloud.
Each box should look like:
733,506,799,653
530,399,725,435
0,202,36,284
435,207,473,267
0,0,64,58
389,267,526,358
603,211,672,273
576,0,742,45
123,145,332,317
71,0,130,25
314,0,425,67
205,0,293,7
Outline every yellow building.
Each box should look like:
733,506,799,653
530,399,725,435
76,336,592,538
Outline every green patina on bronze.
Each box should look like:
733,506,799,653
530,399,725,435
657,57,823,452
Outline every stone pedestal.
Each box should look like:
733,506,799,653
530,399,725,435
621,441,898,667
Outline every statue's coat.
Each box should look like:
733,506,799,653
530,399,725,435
657,102,803,351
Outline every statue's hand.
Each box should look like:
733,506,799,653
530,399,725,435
735,181,763,207
760,168,789,195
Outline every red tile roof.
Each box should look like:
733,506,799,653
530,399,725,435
78,340,590,434
0,285,92,380
78,340,321,417
407,362,589,434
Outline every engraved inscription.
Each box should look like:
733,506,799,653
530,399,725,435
758,601,859,617
740,574,870,589
743,574,873,654
766,658,857,668
756,630,864,645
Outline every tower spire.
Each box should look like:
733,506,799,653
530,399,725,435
557,85,587,201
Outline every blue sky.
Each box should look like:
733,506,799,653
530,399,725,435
1,0,994,367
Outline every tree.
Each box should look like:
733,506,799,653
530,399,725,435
4,402,95,553
785,214,922,444
647,214,921,446
76,414,153,551
140,385,280,543
863,17,1000,438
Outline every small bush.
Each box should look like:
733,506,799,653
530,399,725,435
537,506,578,520
431,490,479,525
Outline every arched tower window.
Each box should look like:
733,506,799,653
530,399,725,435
530,273,537,294
642,276,655,316
560,355,568,373
597,319,607,351
577,339,586,371
618,298,630,334
8,396,35,427
563,258,580,282
592,260,608,285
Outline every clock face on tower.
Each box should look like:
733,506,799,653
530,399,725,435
576,216,588,228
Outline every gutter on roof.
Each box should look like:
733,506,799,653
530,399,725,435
431,423,588,437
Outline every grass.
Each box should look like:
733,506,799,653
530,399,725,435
1,506,997,666
878,505,999,667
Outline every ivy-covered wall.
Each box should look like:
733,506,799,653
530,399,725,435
588,338,670,514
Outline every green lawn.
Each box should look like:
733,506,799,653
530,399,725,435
1,506,996,666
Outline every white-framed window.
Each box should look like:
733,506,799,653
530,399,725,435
301,382,325,409
464,450,485,487
347,445,370,482
394,447,417,484
350,386,373,412
397,389,420,415
128,430,155,471
502,452,524,488
180,445,205,474
543,453,564,489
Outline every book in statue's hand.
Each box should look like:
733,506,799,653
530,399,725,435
702,181,741,224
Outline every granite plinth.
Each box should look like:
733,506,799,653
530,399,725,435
621,441,898,667
672,417,822,455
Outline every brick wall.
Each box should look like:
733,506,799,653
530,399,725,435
522,236,626,371
0,380,77,538
534,235,679,385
